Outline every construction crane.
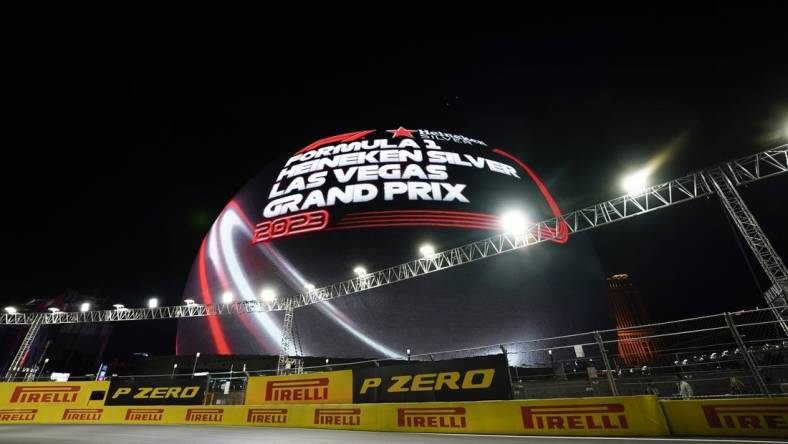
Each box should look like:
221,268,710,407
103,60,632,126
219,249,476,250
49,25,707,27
2,145,786,379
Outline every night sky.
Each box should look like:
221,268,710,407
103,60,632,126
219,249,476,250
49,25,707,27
2,13,787,359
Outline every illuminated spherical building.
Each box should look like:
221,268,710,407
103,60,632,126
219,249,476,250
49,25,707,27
177,127,612,361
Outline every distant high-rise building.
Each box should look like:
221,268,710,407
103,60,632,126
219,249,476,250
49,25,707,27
606,274,658,366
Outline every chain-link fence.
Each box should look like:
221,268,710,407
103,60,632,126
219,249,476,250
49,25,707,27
271,307,787,401
5,307,787,405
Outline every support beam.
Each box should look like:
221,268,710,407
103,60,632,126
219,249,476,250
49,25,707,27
0,145,785,328
724,312,770,395
705,166,788,335
4,316,43,381
276,302,295,375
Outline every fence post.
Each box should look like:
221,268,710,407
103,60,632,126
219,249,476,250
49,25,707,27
594,331,619,396
724,312,770,395
500,345,515,399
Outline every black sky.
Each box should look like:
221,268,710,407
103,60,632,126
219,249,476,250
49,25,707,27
2,12,787,356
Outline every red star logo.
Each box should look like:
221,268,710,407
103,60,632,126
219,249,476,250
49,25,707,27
386,126,415,138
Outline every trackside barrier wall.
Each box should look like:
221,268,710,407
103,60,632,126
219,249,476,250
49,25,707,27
243,357,511,405
0,381,108,408
0,396,668,437
660,397,788,438
245,370,353,404
1,380,785,438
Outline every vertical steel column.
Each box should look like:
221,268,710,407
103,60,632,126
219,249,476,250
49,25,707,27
724,312,769,395
276,301,295,376
4,315,44,381
594,331,619,396
500,345,515,399
764,283,788,336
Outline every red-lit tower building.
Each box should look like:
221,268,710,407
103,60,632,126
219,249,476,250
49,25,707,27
606,274,658,366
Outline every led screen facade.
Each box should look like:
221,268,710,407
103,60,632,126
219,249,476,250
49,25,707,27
176,127,612,360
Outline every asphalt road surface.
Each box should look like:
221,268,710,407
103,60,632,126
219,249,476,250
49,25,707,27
0,426,783,443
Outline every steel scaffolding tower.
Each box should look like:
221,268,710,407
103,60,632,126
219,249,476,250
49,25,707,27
1,145,786,377
4,316,43,381
704,166,788,334
276,303,295,375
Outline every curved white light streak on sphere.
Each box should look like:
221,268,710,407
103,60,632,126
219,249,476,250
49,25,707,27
209,204,398,358
316,301,400,358
208,223,221,265
254,241,400,358
219,209,282,346
207,223,235,296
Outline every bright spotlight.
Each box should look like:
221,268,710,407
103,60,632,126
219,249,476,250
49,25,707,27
304,283,315,291
419,243,436,257
353,266,368,276
4,306,17,314
80,302,90,312
621,169,649,195
260,288,276,302
221,292,234,304
183,299,195,306
48,307,60,313
499,210,529,234
147,298,159,309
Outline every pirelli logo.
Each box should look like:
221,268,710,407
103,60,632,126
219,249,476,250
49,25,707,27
521,404,628,430
702,404,788,430
62,408,103,421
0,409,37,421
125,408,164,421
314,408,361,426
185,408,223,422
9,385,80,403
397,407,467,429
247,408,288,424
265,378,328,402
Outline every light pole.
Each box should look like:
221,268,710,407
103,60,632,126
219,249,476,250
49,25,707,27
419,243,436,258
192,352,201,378
260,288,276,303
406,348,411,362
499,210,529,234
38,358,49,380
621,168,651,195
171,363,178,377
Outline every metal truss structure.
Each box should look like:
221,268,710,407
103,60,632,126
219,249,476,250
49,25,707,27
704,164,788,334
2,145,786,379
764,283,788,335
706,167,788,286
4,316,43,380
276,304,295,375
1,300,283,326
